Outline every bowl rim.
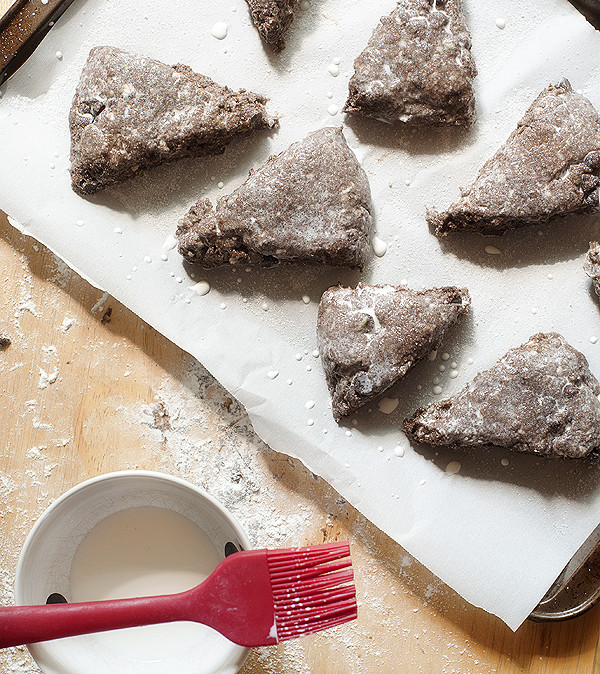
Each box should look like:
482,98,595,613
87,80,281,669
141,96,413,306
14,469,252,674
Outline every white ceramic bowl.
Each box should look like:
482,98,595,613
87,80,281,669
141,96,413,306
15,470,250,674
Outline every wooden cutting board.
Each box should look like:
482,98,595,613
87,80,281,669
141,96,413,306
1,209,599,673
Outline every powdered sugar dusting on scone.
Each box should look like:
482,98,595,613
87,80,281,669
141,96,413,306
176,127,373,269
317,283,470,420
430,80,600,234
69,46,276,195
404,332,600,458
345,0,477,126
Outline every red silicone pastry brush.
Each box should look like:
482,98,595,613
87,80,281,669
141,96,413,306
0,542,357,648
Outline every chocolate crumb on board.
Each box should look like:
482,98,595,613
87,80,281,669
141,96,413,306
404,332,600,459
100,307,112,324
245,0,298,53
429,80,600,235
177,127,373,269
0,320,10,349
317,283,470,421
69,46,276,195
150,401,170,433
344,0,477,126
585,241,600,297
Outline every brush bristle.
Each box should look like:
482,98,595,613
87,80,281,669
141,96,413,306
266,542,357,641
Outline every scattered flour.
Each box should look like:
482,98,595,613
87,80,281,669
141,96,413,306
32,418,53,431
17,299,37,317
37,368,58,389
124,372,319,549
25,446,46,460
59,314,77,332
0,460,58,672
38,345,60,389
0,353,486,672
91,292,110,314
49,255,75,289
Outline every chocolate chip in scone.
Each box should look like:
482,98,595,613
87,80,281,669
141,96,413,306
585,150,600,170
69,46,276,195
404,332,600,459
317,283,471,421
345,0,477,127
245,0,298,53
176,127,373,270
429,80,600,235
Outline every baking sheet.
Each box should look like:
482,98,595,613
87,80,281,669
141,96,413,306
1,0,600,631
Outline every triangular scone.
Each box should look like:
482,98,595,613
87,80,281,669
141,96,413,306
245,0,298,53
317,284,471,421
69,46,276,195
404,333,600,459
344,0,476,126
585,241,600,298
177,127,373,269
430,80,600,235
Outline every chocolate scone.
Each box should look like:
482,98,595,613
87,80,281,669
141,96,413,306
177,127,373,269
585,241,600,297
317,283,471,421
70,46,276,195
430,80,600,235
404,333,600,459
344,0,477,126
245,0,298,52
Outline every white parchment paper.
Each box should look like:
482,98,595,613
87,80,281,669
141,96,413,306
2,0,600,630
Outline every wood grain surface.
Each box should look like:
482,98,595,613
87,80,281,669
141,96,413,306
1,208,600,673
0,1,16,15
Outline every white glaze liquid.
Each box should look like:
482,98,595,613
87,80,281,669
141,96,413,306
191,280,211,296
211,21,228,39
371,236,388,257
69,506,222,661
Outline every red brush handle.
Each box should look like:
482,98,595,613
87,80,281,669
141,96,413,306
0,550,277,649
0,592,192,649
